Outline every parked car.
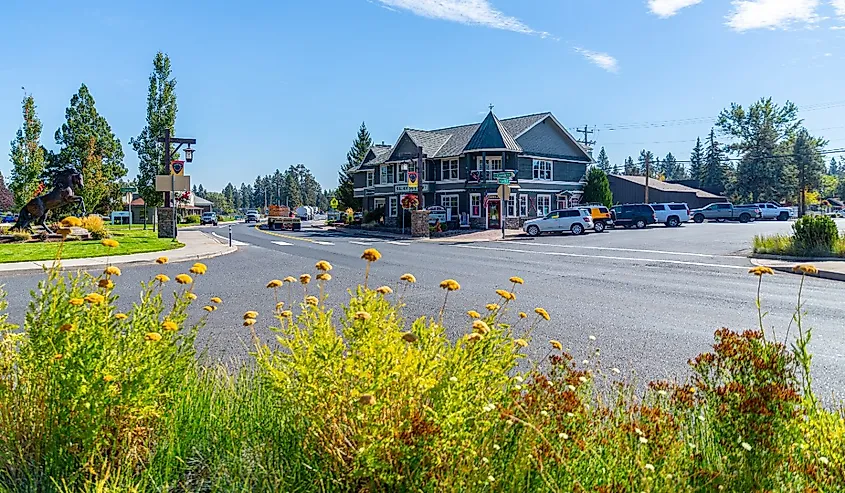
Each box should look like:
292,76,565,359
523,208,593,236
610,204,657,229
1,212,15,223
200,212,218,226
581,205,612,233
353,212,363,222
649,203,690,227
245,209,260,223
690,203,760,223
753,202,792,221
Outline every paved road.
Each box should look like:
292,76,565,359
2,220,844,399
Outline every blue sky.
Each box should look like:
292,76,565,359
2,0,845,191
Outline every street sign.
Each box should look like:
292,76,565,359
171,160,185,176
156,175,191,192
497,178,511,185
330,197,339,209
120,186,137,193
494,171,513,185
497,184,511,201
407,171,419,188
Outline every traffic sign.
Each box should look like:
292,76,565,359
330,197,339,209
497,184,511,201
497,178,511,185
494,171,513,185
407,171,419,188
120,186,137,194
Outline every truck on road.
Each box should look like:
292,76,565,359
267,205,301,231
690,203,761,224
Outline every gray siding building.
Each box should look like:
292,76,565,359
351,111,593,229
608,175,725,209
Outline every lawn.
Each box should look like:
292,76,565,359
0,228,182,263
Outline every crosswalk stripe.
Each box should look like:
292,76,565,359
386,241,411,246
211,232,249,246
349,240,374,246
271,241,293,246
312,241,335,245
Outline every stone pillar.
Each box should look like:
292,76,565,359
411,210,430,238
157,208,176,238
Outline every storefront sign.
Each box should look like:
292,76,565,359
395,184,430,193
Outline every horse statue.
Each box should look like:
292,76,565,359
12,169,86,234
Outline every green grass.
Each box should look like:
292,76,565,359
753,233,845,258
0,228,182,263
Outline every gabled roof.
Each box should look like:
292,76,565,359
611,175,725,199
355,144,392,170
465,111,523,153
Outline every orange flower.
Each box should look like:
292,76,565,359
104,266,121,276
440,279,460,291
155,256,169,265
145,332,162,342
266,279,283,288
361,249,382,262
162,320,178,332
175,274,193,285
534,308,550,321
315,260,333,272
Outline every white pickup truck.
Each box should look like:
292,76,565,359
753,202,793,221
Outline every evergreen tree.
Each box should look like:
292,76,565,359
9,94,46,210
284,169,302,208
595,147,611,172
689,137,704,182
702,129,728,193
0,171,14,211
196,184,206,198
222,183,236,208
132,53,178,227
252,176,264,209
581,168,613,208
299,165,321,206
239,183,251,210
611,164,620,175
638,150,655,177
623,156,637,175
338,122,371,209
661,152,684,180
829,157,839,176
791,128,827,215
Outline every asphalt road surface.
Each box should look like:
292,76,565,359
2,219,844,399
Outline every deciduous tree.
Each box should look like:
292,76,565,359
9,94,46,210
0,171,14,211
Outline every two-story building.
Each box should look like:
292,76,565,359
351,111,593,229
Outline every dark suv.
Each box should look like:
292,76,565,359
610,204,657,229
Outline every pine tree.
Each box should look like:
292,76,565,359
222,183,236,207
581,168,613,208
239,183,251,210
252,176,264,209
131,52,178,227
792,128,827,215
829,157,839,176
299,165,321,206
689,137,704,182
284,169,302,208
612,164,620,175
661,152,684,180
638,150,655,177
623,156,637,175
0,171,14,211
338,122,372,209
595,147,611,172
702,129,727,193
9,94,46,210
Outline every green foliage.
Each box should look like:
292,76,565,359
702,128,729,193
791,128,828,213
793,214,838,254
582,167,613,208
690,137,704,183
81,215,109,240
338,122,371,210
623,155,637,175
9,94,46,210
183,214,200,224
595,146,611,172
10,231,31,242
659,151,686,180
363,206,384,224
284,169,302,209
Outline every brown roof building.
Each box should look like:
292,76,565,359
608,174,726,209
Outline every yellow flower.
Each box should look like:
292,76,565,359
280,310,293,318
61,216,82,228
266,279,283,288
466,333,483,343
283,276,297,283
104,266,121,276
54,353,63,360
155,274,170,283
509,276,525,285
162,320,178,332
514,338,529,348
276,301,285,311
103,375,115,383
155,256,169,265
550,340,563,351
175,274,193,285
440,279,461,291
59,323,75,332
145,332,162,342
98,279,114,289
519,312,528,319
210,297,222,304
84,293,105,304
748,266,775,277
400,273,417,283
354,311,371,321
243,318,256,326
203,305,216,312
244,311,259,320
486,303,500,311
56,227,73,238
495,289,515,301
190,263,207,275
114,313,127,320
534,307,550,321
101,239,119,248
376,286,393,295
792,264,819,275
467,310,481,319
359,394,376,406
472,320,490,335
401,332,418,343
315,260,333,272
361,248,382,262
300,274,311,285
69,298,84,306
186,292,197,301
316,273,331,281
305,296,319,306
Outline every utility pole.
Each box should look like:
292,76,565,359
576,125,596,151
644,154,651,204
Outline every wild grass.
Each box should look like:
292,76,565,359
0,241,843,491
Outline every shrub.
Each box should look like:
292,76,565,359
184,214,201,224
792,215,838,255
81,215,110,240
364,206,384,224
10,231,30,242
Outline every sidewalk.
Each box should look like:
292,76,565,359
425,228,529,244
750,256,845,282
0,231,237,273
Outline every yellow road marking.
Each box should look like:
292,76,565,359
253,224,320,243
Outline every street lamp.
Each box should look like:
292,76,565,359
157,129,197,239
184,145,195,163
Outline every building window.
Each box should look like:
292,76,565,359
441,159,459,181
476,156,503,180
380,166,388,184
533,160,553,180
366,171,374,188
519,195,529,217
537,195,552,216
374,198,385,212
557,198,568,210
470,193,481,217
441,195,459,221
506,198,517,218
389,196,398,217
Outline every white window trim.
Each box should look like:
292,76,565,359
441,194,459,219
374,198,385,210
519,195,529,218
389,196,398,217
470,193,481,218
476,156,504,170
537,194,552,217
366,171,374,188
441,159,460,182
532,159,553,181
506,197,518,218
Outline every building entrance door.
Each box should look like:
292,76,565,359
487,199,501,229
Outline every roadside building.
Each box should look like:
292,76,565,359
608,175,725,209
350,111,593,229
124,194,214,224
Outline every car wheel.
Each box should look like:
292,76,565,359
739,213,750,223
571,223,584,236
593,221,606,233
778,212,789,221
693,214,705,224
527,225,540,237
635,219,647,229
667,216,680,228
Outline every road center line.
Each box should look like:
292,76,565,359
455,244,749,270
507,242,744,259
349,241,374,246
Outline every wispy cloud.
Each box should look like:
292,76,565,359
375,0,549,37
832,0,845,16
726,0,821,31
647,0,703,18
574,48,619,73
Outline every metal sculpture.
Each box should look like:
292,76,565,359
12,169,86,234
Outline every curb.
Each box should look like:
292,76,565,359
749,258,845,282
326,227,414,241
